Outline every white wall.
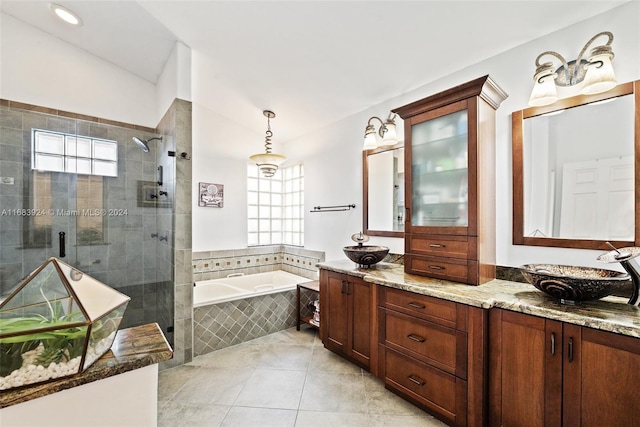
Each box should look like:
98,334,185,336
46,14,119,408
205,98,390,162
277,2,640,267
156,41,192,117
0,13,158,128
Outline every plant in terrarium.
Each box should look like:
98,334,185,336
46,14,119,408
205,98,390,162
0,257,129,390
0,288,87,380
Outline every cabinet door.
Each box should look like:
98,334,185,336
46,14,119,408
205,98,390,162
348,277,371,366
489,309,562,427
407,100,471,235
321,271,349,353
563,325,640,427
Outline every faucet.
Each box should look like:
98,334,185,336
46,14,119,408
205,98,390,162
351,231,369,247
597,243,640,306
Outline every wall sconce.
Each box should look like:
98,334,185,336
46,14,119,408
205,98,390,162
249,110,286,178
528,31,616,107
363,113,398,150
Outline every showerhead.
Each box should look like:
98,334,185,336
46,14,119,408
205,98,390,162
132,136,162,153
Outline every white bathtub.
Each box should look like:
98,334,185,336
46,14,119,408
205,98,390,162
194,270,313,307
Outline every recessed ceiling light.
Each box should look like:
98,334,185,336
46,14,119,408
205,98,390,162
49,3,83,26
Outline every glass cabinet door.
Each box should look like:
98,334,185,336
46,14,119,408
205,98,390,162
410,109,468,227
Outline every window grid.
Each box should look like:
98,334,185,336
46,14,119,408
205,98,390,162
248,164,304,246
32,129,118,177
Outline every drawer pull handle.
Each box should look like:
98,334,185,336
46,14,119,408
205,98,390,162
407,302,426,309
407,375,425,386
407,334,426,343
429,243,445,248
429,265,445,270
568,337,574,362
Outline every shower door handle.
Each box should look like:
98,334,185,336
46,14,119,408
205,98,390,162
59,231,66,258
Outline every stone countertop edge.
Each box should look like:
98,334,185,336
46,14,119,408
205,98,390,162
0,322,173,409
317,260,640,339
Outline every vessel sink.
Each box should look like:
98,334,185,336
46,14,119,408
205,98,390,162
519,264,631,304
343,245,389,267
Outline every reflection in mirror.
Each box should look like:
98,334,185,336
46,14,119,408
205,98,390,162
513,80,639,250
363,145,404,237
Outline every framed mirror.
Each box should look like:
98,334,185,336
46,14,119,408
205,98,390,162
363,143,404,237
513,80,640,250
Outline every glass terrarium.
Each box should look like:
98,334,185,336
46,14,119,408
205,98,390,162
0,258,130,390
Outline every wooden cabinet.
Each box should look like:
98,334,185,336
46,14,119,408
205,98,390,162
393,76,507,285
489,309,640,427
378,287,488,427
319,270,374,370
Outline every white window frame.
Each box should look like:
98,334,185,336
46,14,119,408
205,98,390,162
32,129,118,177
248,163,304,246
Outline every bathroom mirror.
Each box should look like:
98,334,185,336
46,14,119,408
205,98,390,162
363,143,405,237
513,80,640,250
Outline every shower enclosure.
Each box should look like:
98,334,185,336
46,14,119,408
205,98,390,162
0,103,175,346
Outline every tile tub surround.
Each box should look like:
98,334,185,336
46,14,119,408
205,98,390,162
1,323,172,409
158,327,448,427
194,288,317,356
318,260,640,339
193,246,324,282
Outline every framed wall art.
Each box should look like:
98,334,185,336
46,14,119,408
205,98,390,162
199,182,224,207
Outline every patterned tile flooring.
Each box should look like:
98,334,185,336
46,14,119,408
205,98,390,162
158,327,448,426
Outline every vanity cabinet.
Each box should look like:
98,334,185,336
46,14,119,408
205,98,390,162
393,75,507,285
319,270,374,370
489,309,640,427
378,287,488,427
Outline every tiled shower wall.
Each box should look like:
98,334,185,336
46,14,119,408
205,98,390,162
157,99,193,369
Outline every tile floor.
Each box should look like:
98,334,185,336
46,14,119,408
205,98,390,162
158,326,448,426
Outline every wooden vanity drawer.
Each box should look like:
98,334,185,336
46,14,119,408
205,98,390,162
383,309,466,376
384,347,466,426
406,254,478,285
382,287,459,326
407,235,477,259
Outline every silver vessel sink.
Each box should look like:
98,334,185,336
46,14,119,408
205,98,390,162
519,264,631,304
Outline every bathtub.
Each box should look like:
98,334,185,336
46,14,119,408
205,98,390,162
193,270,318,356
194,270,312,307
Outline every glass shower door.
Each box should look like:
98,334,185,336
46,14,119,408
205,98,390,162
1,122,79,296
0,117,115,297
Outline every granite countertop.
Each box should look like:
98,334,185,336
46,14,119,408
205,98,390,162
0,322,173,409
318,260,640,339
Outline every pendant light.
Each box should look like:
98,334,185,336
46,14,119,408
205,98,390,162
250,110,286,178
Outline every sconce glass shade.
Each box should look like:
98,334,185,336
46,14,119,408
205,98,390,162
363,126,378,150
380,120,398,147
581,53,617,95
528,74,559,107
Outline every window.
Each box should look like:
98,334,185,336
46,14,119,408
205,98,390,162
248,164,304,246
32,129,118,177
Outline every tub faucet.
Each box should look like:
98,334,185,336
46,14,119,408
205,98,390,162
597,243,640,306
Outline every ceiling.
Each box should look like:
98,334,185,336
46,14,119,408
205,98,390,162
0,1,628,144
